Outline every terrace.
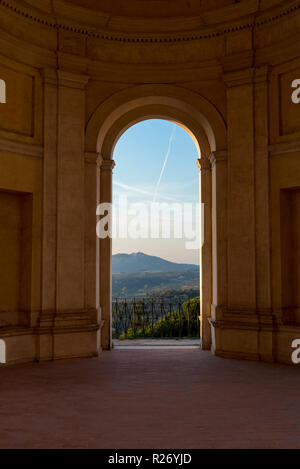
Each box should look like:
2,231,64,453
0,349,299,449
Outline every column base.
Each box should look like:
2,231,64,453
209,310,276,363
0,310,103,366
209,310,300,365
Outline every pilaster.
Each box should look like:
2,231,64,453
56,70,89,312
41,68,58,318
99,158,115,350
224,66,256,312
209,150,228,320
197,157,212,350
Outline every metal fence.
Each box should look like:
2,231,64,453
112,297,200,339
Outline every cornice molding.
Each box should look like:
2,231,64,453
0,137,43,158
269,140,300,156
223,67,255,87
87,59,222,84
57,70,89,89
209,151,227,167
57,51,90,74
42,67,58,86
0,0,300,44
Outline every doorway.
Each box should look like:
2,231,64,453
111,119,201,348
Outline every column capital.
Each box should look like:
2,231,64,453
223,68,254,88
223,64,269,88
57,70,89,90
57,51,90,75
222,50,254,74
209,151,227,168
197,157,211,171
253,65,270,84
100,158,115,171
84,153,115,169
42,68,57,87
85,152,99,165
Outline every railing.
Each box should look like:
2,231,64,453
112,297,200,339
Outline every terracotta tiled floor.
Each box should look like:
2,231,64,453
0,349,299,449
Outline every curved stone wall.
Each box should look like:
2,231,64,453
0,0,299,364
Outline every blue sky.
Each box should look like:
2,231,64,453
112,119,200,265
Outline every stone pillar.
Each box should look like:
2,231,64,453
197,157,212,350
84,152,100,328
209,150,228,315
38,69,99,360
209,65,274,361
99,159,115,350
208,150,228,353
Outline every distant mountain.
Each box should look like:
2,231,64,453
112,252,198,274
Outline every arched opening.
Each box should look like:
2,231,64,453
111,118,201,345
86,84,227,353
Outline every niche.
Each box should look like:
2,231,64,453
0,190,33,327
280,187,300,324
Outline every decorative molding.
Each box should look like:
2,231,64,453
197,157,211,171
85,151,99,165
96,154,103,168
269,140,300,156
222,50,254,74
42,68,58,86
223,67,255,88
223,60,269,86
57,51,90,75
0,0,300,44
209,317,275,332
0,137,43,158
254,65,269,84
209,150,227,167
87,59,222,84
57,70,89,89
100,159,115,171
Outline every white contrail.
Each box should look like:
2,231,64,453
113,180,177,201
152,125,176,203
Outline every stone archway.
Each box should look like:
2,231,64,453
85,84,227,351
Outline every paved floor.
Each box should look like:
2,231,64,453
0,349,300,449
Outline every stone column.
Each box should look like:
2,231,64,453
197,157,212,350
209,151,228,316
84,151,100,327
208,150,228,353
210,65,273,361
38,68,99,361
99,158,115,350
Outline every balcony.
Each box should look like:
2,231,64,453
112,297,200,345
